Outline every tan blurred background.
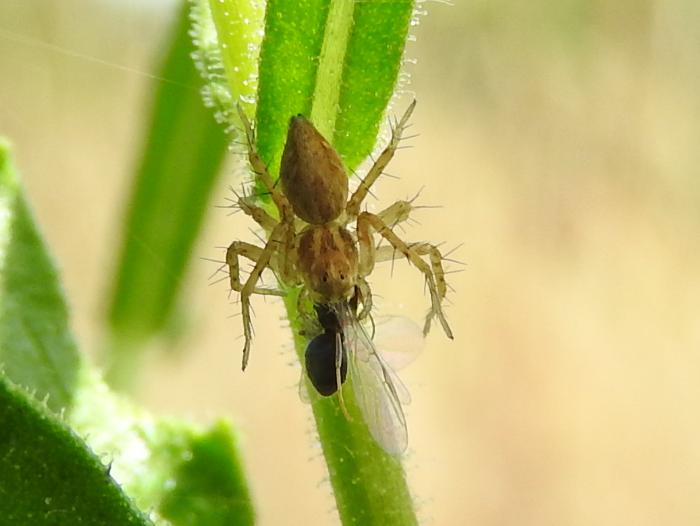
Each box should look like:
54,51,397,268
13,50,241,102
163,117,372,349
3,1,700,524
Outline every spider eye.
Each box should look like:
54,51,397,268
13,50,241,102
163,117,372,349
340,273,345,280
322,273,329,283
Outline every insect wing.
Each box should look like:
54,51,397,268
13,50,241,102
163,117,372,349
298,369,311,404
373,315,425,373
339,306,409,455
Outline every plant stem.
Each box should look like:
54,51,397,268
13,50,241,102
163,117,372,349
283,289,418,525
309,0,355,138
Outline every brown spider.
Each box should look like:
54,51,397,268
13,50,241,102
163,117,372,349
227,101,453,370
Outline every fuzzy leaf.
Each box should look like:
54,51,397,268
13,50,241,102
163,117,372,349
69,372,256,526
0,139,255,526
159,421,255,526
255,0,414,175
0,375,152,525
0,139,80,412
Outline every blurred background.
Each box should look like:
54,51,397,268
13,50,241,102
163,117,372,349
2,0,700,524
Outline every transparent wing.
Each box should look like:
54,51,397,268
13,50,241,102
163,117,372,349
298,368,311,404
351,314,413,405
337,303,409,455
373,314,425,372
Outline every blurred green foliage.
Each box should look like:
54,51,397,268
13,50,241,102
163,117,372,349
0,376,152,526
0,140,80,413
107,1,229,354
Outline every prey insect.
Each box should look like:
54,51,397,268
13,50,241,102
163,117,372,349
225,101,453,453
304,301,413,455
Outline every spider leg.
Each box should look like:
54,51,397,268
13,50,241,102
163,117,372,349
357,211,453,339
374,243,448,300
346,100,417,218
236,105,293,220
376,200,413,229
236,194,278,234
279,220,299,285
375,186,432,229
355,277,373,321
226,241,284,296
234,222,288,370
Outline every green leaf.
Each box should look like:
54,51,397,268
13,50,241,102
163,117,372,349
254,0,331,177
0,139,254,525
69,371,255,526
205,1,419,524
255,0,414,175
159,421,255,526
107,1,230,353
330,0,414,168
198,0,264,119
0,139,81,413
0,375,152,526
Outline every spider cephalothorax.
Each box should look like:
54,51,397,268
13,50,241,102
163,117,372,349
226,101,453,370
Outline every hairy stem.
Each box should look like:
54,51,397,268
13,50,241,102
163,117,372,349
283,289,417,525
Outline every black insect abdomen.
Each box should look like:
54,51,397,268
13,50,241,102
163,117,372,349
305,332,348,396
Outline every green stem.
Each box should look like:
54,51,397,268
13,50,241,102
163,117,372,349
309,0,355,138
207,0,264,115
284,290,417,525
199,0,420,522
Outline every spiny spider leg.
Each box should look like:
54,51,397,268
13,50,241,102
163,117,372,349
236,104,293,221
225,241,284,296
374,243,448,300
377,199,416,228
235,194,278,234
234,106,302,368
345,100,417,219
236,220,287,371
356,276,373,321
357,211,453,339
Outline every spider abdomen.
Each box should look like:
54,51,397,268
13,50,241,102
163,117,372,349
280,115,348,225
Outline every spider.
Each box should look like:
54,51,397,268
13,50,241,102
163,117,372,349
226,100,453,371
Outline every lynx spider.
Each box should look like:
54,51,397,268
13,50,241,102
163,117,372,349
227,101,453,370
